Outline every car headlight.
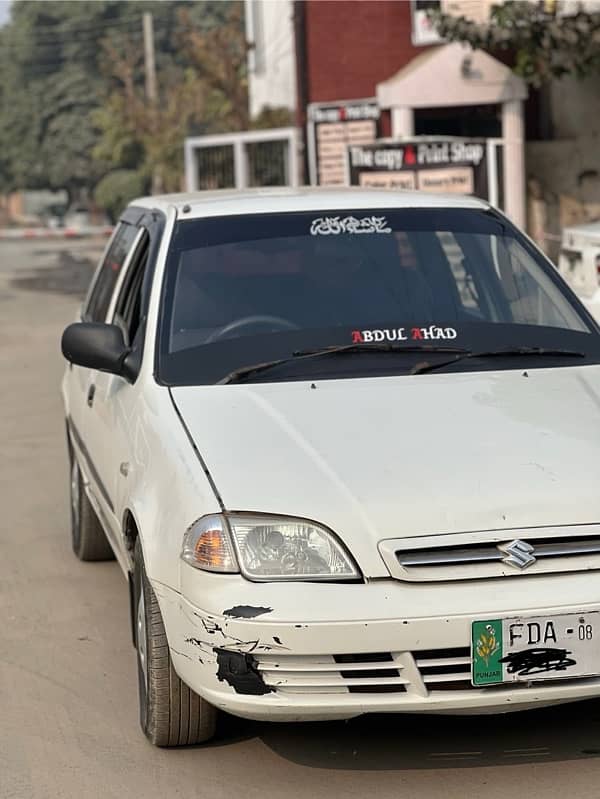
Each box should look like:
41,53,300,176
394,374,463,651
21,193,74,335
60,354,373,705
181,513,360,581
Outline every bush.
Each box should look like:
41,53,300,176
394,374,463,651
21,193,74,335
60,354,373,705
94,169,147,223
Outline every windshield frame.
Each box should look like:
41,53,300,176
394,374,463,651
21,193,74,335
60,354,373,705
154,206,600,386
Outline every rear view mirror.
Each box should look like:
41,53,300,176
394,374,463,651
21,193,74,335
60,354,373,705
61,322,132,379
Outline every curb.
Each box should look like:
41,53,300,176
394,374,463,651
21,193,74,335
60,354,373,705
0,226,113,240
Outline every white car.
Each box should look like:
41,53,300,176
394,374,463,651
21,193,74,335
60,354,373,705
61,188,600,747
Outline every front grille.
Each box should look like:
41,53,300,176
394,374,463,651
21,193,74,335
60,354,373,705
256,652,408,695
256,648,480,695
379,526,600,582
414,647,472,691
334,653,405,693
256,646,600,697
398,536,600,568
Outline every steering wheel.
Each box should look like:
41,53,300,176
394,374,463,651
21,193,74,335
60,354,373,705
205,315,299,343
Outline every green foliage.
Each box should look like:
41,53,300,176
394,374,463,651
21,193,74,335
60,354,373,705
429,2,600,87
0,0,248,203
94,169,147,222
0,1,130,195
92,1,248,197
251,106,295,130
180,2,249,131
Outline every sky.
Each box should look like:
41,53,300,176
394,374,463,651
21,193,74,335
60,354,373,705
0,1,10,27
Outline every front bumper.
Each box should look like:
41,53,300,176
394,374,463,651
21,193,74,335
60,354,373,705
155,572,600,722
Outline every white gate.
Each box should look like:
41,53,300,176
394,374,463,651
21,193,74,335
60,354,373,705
184,128,299,192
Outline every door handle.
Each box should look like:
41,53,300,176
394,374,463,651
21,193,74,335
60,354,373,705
87,384,96,408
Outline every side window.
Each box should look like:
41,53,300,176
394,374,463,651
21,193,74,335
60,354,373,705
504,238,586,330
85,223,139,322
113,232,150,346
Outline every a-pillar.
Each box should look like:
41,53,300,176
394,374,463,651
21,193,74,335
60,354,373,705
501,99,526,229
391,106,415,138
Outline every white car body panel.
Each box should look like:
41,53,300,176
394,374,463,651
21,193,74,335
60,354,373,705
61,188,600,723
158,575,600,720
171,365,600,577
63,371,223,587
132,186,489,220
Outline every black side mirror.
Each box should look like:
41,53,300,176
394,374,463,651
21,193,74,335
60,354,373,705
61,323,134,380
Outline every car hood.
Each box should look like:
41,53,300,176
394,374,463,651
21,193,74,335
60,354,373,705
171,366,600,577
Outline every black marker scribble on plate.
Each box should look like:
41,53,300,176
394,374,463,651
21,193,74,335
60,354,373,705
500,648,576,676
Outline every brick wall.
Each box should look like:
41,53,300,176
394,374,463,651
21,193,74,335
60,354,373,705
304,0,423,103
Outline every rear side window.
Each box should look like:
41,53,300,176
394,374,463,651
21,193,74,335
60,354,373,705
113,233,150,346
86,223,139,322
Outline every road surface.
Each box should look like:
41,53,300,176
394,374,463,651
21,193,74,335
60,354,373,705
2,239,600,799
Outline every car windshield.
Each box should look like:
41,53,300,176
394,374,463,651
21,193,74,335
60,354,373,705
157,207,599,385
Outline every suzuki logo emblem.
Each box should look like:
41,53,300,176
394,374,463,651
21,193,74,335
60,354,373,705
497,539,536,570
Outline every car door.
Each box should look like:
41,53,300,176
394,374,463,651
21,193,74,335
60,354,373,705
66,220,140,473
65,220,143,557
80,223,152,564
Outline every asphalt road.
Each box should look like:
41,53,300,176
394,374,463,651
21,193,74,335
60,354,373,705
3,238,600,799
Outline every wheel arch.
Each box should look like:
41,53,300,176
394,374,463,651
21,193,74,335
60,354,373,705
123,507,142,647
122,507,140,557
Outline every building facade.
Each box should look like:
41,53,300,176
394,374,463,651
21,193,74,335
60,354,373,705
245,0,297,120
294,0,526,226
244,0,600,249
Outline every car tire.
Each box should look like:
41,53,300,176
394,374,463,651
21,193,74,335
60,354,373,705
133,539,218,746
69,441,115,562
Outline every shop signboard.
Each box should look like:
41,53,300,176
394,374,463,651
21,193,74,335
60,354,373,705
347,137,503,208
307,100,380,186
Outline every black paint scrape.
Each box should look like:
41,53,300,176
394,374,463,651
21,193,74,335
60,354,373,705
223,605,273,619
215,648,273,695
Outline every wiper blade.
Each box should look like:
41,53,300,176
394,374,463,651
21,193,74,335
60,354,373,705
218,355,299,385
294,343,468,357
410,347,586,376
218,343,469,384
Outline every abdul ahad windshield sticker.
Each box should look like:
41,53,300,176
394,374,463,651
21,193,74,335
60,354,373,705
352,326,458,342
310,216,392,235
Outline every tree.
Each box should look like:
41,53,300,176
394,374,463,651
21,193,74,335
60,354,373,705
0,1,130,198
0,0,247,202
92,1,248,194
429,1,600,87
92,41,209,193
251,106,295,130
178,2,249,132
94,168,147,223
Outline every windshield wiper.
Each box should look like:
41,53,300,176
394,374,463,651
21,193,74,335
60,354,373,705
410,347,586,376
294,343,469,357
218,343,470,385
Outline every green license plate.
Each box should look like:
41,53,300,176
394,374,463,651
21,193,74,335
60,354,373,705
472,613,600,686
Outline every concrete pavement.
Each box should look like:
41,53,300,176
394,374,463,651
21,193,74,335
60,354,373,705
2,239,600,798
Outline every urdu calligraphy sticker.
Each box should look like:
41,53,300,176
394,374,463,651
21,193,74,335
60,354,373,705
310,216,392,236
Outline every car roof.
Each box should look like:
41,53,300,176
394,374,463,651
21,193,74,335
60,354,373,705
129,186,490,220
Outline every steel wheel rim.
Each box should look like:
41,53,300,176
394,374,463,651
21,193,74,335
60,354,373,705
137,587,148,688
71,460,80,530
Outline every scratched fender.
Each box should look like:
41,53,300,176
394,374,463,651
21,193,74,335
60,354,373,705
154,583,288,696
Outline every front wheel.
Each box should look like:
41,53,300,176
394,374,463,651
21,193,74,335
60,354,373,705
134,539,218,746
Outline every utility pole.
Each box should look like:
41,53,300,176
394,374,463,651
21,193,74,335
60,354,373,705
142,12,162,193
142,12,157,104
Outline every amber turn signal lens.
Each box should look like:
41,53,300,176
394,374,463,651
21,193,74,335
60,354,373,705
181,515,239,573
194,529,227,568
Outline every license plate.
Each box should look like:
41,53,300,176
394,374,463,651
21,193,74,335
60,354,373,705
471,612,600,686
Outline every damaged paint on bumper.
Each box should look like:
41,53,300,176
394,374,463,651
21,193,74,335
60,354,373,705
154,575,600,722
